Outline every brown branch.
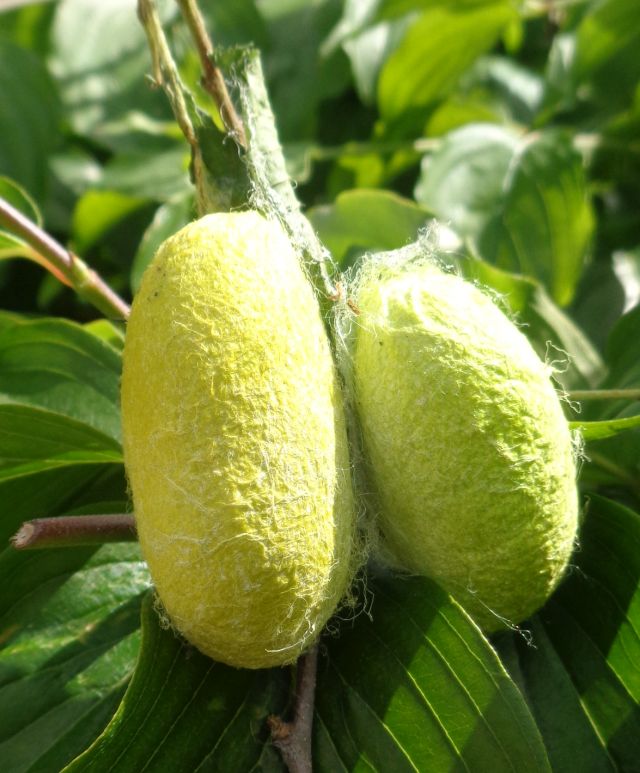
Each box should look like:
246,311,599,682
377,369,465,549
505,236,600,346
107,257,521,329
0,197,130,320
176,0,247,148
268,646,318,773
11,515,137,550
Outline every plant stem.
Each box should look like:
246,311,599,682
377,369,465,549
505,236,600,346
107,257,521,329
569,389,640,401
138,0,198,148
11,515,137,550
0,197,130,320
176,0,247,148
268,646,318,773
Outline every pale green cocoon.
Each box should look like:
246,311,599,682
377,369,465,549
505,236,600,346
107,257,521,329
121,212,356,669
350,259,578,631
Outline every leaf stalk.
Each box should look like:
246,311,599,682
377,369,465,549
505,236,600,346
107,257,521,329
0,196,130,320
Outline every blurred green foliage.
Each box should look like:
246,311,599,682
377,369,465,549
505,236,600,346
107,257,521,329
1,1,640,770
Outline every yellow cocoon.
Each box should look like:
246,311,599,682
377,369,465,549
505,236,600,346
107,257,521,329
350,260,578,631
121,212,355,669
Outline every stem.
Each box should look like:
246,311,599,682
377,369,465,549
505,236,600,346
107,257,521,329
268,646,318,773
138,0,198,148
569,389,640,401
176,0,247,148
0,197,130,320
11,515,137,550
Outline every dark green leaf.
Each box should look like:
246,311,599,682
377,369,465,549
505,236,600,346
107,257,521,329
316,576,550,771
571,0,640,110
497,622,616,773
0,405,121,479
0,465,144,773
202,0,268,48
259,0,350,140
416,125,594,305
0,41,60,198
604,302,640,398
0,313,122,443
65,594,288,773
514,495,640,770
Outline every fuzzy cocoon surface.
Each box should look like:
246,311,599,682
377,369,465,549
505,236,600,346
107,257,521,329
121,212,355,669
349,259,578,631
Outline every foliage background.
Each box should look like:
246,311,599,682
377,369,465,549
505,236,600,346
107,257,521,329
0,0,639,770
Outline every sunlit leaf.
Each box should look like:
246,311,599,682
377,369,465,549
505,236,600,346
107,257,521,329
416,125,594,305
571,414,640,440
378,2,516,131
0,313,122,443
316,576,550,771
65,594,288,773
308,189,432,267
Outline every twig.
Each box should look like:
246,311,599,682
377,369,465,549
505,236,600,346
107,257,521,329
138,0,198,149
568,389,640,401
0,197,130,320
176,0,247,148
11,515,137,550
268,646,318,773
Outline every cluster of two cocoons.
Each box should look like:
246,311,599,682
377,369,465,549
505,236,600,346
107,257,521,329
121,211,578,670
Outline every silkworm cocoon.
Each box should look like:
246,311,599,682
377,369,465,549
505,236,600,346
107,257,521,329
350,259,578,631
121,212,355,668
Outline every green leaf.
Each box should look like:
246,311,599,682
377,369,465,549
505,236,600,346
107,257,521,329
511,495,640,770
0,313,122,443
0,177,42,257
99,147,191,202
49,0,173,144
334,4,412,105
571,414,640,440
308,189,433,267
378,2,516,131
604,302,640,397
571,0,640,110
316,576,550,771
0,405,121,480
258,0,350,140
0,178,41,226
416,125,594,306
0,41,60,198
65,593,288,773
131,193,194,293
454,254,604,389
376,0,510,20
83,320,125,353
0,542,148,772
71,192,148,255
497,622,617,773
201,0,268,49
0,463,145,773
